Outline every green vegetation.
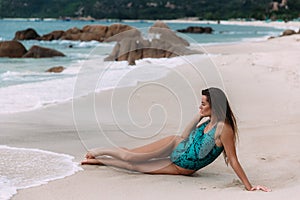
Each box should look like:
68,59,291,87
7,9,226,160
0,0,299,20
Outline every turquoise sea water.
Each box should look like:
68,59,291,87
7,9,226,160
0,19,284,114
0,19,283,43
0,19,285,200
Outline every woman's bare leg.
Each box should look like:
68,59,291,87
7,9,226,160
81,158,103,165
82,157,194,175
86,135,183,162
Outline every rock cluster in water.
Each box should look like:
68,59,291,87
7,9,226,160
177,26,213,34
268,28,300,39
13,24,136,42
0,41,65,58
4,21,202,65
104,21,201,65
280,29,300,36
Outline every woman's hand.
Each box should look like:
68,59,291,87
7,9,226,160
250,185,272,192
85,152,95,159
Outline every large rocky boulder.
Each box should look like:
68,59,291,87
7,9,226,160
82,25,108,34
0,41,27,58
38,30,65,41
60,26,96,41
65,27,82,35
105,24,135,39
82,25,108,42
150,21,170,29
78,32,101,41
22,45,65,58
104,37,145,64
104,27,142,42
143,39,171,58
13,28,40,40
149,21,190,47
60,27,82,40
105,21,201,65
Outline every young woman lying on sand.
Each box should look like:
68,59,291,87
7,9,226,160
82,87,271,192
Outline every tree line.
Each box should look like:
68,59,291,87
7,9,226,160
0,0,299,20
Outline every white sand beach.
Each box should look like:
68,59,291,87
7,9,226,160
219,20,300,31
1,21,300,199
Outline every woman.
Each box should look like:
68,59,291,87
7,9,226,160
82,87,270,192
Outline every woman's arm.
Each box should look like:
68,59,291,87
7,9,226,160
219,123,271,192
181,113,202,139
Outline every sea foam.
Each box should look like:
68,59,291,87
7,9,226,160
0,145,82,200
0,55,199,114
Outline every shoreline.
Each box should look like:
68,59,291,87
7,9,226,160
0,145,82,200
1,25,300,199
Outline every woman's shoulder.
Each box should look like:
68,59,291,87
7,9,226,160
216,121,234,135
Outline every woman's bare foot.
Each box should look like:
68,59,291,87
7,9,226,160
81,158,104,165
85,152,96,159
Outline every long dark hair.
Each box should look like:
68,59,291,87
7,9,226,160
202,87,238,164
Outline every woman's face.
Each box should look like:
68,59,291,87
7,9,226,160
199,95,211,117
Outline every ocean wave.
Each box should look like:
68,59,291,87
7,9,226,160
0,55,203,114
1,70,59,80
39,39,115,48
241,35,271,42
0,76,77,113
0,176,17,200
0,70,78,88
0,145,82,200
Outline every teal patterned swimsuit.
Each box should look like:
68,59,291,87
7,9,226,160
170,120,224,171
